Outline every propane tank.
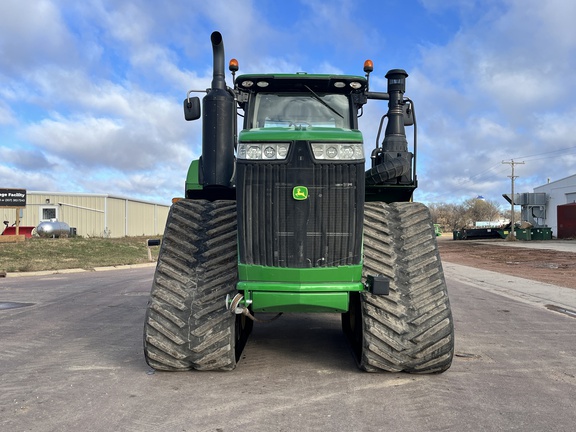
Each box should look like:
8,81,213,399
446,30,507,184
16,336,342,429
36,220,71,238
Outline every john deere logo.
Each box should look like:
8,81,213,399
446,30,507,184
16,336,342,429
293,186,308,200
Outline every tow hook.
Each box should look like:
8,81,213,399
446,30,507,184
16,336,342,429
225,293,282,323
226,293,251,315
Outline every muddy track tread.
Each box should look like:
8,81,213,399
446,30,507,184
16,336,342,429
143,200,238,371
360,201,454,373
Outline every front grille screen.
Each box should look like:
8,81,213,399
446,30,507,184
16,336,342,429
237,142,364,268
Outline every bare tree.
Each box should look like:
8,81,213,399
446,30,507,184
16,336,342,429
428,202,468,231
462,198,502,225
501,208,521,225
427,198,505,232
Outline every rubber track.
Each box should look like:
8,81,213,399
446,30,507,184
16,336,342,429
361,201,454,373
143,200,238,371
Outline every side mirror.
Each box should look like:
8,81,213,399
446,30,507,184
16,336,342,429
184,96,201,121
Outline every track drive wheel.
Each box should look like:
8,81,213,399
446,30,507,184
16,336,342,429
344,201,454,373
143,199,251,371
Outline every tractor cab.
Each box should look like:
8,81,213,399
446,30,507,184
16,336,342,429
234,74,368,131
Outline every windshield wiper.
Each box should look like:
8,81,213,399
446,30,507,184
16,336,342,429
304,85,343,118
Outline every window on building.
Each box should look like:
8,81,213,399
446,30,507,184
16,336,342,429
41,206,58,221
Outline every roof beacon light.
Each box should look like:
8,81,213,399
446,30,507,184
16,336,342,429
229,58,239,80
364,59,374,89
363,59,374,74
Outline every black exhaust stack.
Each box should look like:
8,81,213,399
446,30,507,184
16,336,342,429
365,69,413,186
201,31,235,190
382,69,409,153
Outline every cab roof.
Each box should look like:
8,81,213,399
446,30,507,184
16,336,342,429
234,74,368,93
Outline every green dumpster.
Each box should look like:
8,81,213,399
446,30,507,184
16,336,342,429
531,227,552,240
452,230,462,240
515,228,532,241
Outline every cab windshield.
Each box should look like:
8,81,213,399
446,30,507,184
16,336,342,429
250,93,351,129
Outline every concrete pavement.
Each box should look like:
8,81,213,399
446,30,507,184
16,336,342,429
2,267,576,431
443,261,576,311
473,238,576,253
442,238,576,312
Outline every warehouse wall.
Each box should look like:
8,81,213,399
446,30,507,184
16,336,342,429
1,192,170,238
534,174,576,237
106,197,126,237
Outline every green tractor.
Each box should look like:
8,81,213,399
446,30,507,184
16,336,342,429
143,31,454,373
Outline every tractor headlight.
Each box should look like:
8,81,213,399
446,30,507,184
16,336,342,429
311,143,364,161
237,143,290,160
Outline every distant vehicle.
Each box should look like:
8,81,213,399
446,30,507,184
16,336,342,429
434,224,443,236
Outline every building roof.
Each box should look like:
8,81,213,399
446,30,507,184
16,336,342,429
29,191,170,207
534,173,576,190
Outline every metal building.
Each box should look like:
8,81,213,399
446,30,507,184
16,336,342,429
534,174,576,238
1,192,170,238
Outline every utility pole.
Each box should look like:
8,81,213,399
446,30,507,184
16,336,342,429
502,159,525,241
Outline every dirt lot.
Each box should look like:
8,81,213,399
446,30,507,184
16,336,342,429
437,236,576,290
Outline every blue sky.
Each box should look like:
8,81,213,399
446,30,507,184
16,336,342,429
1,0,576,207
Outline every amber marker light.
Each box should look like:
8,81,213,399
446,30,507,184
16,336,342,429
363,59,374,74
229,58,239,80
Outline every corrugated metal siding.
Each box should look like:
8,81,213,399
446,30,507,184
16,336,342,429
127,201,154,236
61,196,103,236
156,206,169,235
2,192,170,238
106,197,127,237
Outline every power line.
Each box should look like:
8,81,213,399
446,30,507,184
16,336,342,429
518,150,576,163
515,145,576,160
462,145,576,185
448,148,576,195
426,145,576,202
466,162,503,181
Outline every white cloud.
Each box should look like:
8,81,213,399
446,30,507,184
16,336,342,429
405,0,576,203
0,100,16,125
1,0,575,206
22,99,196,172
0,0,78,73
0,146,53,170
0,163,59,191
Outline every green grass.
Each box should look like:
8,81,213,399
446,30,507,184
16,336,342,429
0,236,162,273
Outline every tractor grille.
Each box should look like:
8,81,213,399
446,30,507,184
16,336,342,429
236,142,364,268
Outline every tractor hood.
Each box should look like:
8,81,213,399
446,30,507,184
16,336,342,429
238,127,363,143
